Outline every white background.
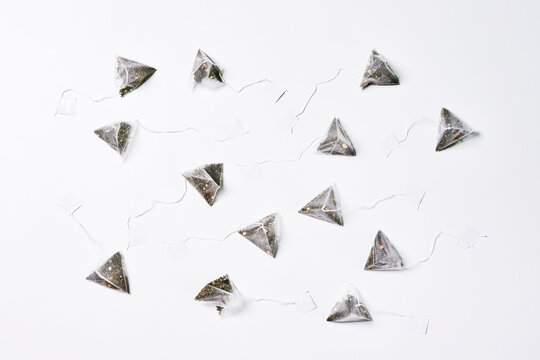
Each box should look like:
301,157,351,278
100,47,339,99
1,0,539,359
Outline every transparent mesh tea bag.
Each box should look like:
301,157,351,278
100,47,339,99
238,213,280,257
86,252,130,294
195,274,244,317
183,163,223,206
317,118,356,156
94,121,136,158
364,230,405,271
436,108,474,151
115,56,157,97
192,49,224,88
299,185,343,226
327,284,372,323
360,50,400,89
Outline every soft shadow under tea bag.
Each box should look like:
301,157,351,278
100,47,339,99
94,121,136,158
195,274,244,317
192,49,224,88
299,185,343,226
116,56,157,97
86,252,130,294
183,163,223,206
317,118,356,156
436,108,474,151
364,231,405,271
238,213,280,258
327,284,372,323
360,50,400,89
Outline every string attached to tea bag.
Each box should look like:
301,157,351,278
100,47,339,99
54,89,119,116
381,117,439,157
135,118,249,143
406,229,487,270
374,310,431,335
338,191,426,214
248,291,318,313
68,205,108,259
126,179,189,250
290,68,362,133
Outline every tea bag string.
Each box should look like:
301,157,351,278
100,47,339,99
237,135,323,167
69,205,107,259
181,228,239,245
406,231,488,270
126,179,188,250
55,89,118,115
248,291,317,311
222,78,271,93
291,68,362,133
374,310,430,335
323,192,425,215
385,117,441,158
135,119,249,143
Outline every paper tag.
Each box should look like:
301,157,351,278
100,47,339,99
221,118,246,138
294,291,317,313
58,193,83,214
167,242,189,260
276,107,296,131
457,225,482,248
379,133,400,155
409,316,431,335
55,97,77,116
128,226,149,247
239,163,263,181
403,184,426,209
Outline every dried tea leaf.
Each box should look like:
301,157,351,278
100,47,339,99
183,163,223,206
360,50,399,89
299,185,343,226
435,108,473,151
365,231,405,271
238,213,280,257
116,56,157,97
94,121,135,157
86,252,130,293
317,118,356,156
327,284,372,323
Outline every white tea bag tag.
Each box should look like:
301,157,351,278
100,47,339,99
167,242,189,261
239,163,263,181
409,316,431,335
294,291,317,313
379,133,400,155
128,226,149,247
457,225,482,248
58,193,83,214
221,118,246,138
276,107,296,131
55,97,77,116
403,184,426,209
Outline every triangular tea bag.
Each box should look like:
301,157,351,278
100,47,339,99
435,108,473,151
94,121,136,157
327,284,372,323
86,252,130,293
360,50,400,89
192,49,224,86
317,118,356,156
115,56,157,97
299,185,343,226
364,231,405,271
238,213,280,257
195,274,243,316
183,163,223,206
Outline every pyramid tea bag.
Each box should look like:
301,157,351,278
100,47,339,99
317,118,356,156
365,231,405,271
183,163,223,206
192,49,224,87
360,50,399,89
86,252,130,293
116,56,157,97
195,274,243,317
299,185,343,226
436,108,474,151
94,121,136,158
327,284,372,323
238,213,280,257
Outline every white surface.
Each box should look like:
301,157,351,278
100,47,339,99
1,1,539,359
